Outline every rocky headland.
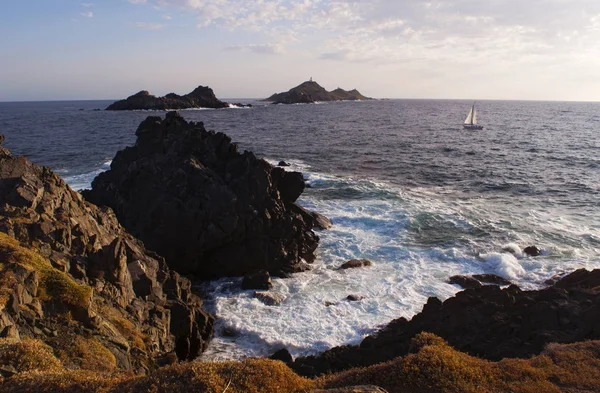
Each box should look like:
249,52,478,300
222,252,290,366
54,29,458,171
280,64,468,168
264,81,372,104
106,86,231,110
0,135,213,374
83,112,321,279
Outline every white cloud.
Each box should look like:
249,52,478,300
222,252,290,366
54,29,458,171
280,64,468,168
163,14,173,20
224,43,284,55
80,11,93,18
129,0,148,4
81,2,94,7
135,22,166,30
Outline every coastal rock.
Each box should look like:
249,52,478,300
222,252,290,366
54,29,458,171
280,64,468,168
254,291,285,306
523,245,541,256
339,259,373,270
311,211,333,230
278,161,290,167
264,81,372,105
242,270,273,290
269,348,293,363
448,275,482,289
83,112,320,279
472,274,512,286
292,268,600,377
0,136,214,371
346,295,364,302
106,86,229,110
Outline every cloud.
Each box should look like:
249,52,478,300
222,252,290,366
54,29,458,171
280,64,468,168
163,15,172,20
81,2,94,7
135,22,166,30
80,11,93,18
129,0,147,4
224,43,284,55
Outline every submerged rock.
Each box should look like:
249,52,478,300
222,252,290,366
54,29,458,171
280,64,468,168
448,275,482,289
523,245,541,256
84,112,320,279
242,270,273,291
292,268,600,377
0,136,214,371
339,259,373,270
254,291,285,306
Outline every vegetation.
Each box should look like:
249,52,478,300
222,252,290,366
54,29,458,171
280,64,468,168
0,233,91,309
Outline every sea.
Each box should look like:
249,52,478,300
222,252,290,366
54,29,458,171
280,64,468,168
1,99,600,361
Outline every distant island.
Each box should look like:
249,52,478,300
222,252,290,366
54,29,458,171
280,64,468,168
106,85,236,110
264,80,372,104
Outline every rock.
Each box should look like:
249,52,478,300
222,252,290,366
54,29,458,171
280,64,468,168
346,295,364,302
84,113,320,279
0,365,17,378
325,301,338,307
242,270,273,290
311,212,333,230
339,259,373,270
106,86,230,110
472,274,512,286
263,81,372,105
270,348,293,363
0,136,214,371
448,275,482,289
278,161,290,167
254,291,285,306
523,245,541,257
292,269,600,377
311,387,388,393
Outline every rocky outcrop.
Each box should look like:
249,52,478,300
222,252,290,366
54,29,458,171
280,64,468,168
106,86,230,110
292,269,600,376
0,137,214,373
339,259,373,270
83,112,320,279
264,81,372,104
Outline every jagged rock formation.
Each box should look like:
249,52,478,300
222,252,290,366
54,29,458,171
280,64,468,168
264,81,372,104
106,86,229,110
292,269,600,376
0,137,214,373
83,112,321,279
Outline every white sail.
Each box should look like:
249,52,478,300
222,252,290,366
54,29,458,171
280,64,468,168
472,107,477,124
464,106,474,125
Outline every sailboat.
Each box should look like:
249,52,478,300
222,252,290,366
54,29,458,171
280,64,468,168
463,102,483,130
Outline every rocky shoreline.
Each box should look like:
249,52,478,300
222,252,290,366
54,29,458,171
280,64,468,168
264,80,372,104
1,113,600,392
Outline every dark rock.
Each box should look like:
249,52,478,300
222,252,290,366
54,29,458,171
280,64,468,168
254,291,285,306
523,245,541,256
472,274,512,286
448,275,482,289
278,161,290,167
311,212,332,230
0,365,17,378
339,259,373,270
325,301,338,307
292,269,600,377
270,348,293,363
264,81,372,105
0,139,214,371
221,326,238,337
242,270,273,290
106,86,229,110
346,295,364,302
84,113,320,279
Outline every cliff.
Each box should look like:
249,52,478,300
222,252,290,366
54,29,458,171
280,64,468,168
83,112,321,280
264,81,372,104
0,135,213,373
106,86,229,110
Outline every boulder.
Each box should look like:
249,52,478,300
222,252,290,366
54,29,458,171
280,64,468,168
84,112,320,279
242,270,273,290
270,348,293,363
0,136,214,371
278,161,290,167
254,291,285,306
448,275,482,289
472,274,512,286
292,269,600,377
523,245,541,257
311,212,333,230
339,259,373,270
346,295,364,302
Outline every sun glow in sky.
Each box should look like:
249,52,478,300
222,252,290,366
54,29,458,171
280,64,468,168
2,0,600,101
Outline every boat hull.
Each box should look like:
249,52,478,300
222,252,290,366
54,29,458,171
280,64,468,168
463,124,483,130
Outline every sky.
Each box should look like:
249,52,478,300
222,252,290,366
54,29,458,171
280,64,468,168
2,0,600,101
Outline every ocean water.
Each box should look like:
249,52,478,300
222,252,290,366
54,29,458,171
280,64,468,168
1,99,600,360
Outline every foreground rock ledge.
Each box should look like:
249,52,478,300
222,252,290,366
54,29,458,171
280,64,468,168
0,137,213,373
84,112,321,279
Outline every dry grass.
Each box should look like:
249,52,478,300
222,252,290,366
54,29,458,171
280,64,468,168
118,358,315,393
0,338,62,374
320,332,600,393
55,337,116,373
1,370,129,393
0,233,91,309
97,303,147,351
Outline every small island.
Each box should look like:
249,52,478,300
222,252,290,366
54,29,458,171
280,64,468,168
264,79,372,104
106,85,232,110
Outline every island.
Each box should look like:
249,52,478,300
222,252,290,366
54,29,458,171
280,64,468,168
106,85,237,110
263,79,372,104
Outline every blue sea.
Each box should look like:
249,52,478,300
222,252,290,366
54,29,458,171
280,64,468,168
1,99,600,360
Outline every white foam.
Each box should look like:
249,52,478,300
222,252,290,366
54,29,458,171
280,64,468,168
480,252,526,280
62,160,111,191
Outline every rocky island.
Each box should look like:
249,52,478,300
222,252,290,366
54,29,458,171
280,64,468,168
264,80,372,104
106,85,231,110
